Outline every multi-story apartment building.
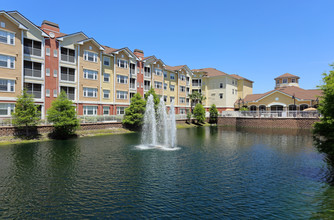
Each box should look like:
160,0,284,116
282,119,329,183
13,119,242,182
0,11,253,119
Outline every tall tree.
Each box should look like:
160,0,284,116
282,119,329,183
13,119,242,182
12,90,40,136
123,93,146,130
209,104,218,124
47,90,79,138
193,103,206,124
314,66,334,155
188,91,206,112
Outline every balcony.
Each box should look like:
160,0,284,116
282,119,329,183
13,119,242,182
144,72,151,78
130,83,136,90
27,91,41,99
61,73,75,82
24,68,41,78
192,83,201,87
61,54,75,63
67,93,75,100
144,85,150,91
24,46,41,57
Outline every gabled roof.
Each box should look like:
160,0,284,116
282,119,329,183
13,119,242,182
103,45,118,54
243,86,322,103
77,38,104,51
230,74,254,83
274,73,300,80
166,65,186,71
0,11,28,30
142,55,166,66
192,68,228,77
56,31,89,41
6,11,48,36
105,47,138,60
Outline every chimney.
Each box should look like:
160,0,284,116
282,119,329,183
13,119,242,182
134,49,144,59
41,20,60,34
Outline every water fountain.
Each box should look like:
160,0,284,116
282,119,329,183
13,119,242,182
138,94,178,150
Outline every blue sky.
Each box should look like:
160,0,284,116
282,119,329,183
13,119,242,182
4,0,334,93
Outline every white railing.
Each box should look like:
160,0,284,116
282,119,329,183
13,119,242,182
221,111,320,118
78,115,123,123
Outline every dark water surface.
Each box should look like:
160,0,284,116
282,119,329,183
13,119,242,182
0,127,333,219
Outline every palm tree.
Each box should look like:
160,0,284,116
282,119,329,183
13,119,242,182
188,91,206,113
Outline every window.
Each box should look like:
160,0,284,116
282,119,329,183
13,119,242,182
180,86,185,92
61,67,75,82
163,71,167,78
0,30,14,45
117,59,128,68
46,48,50,56
24,38,42,57
117,75,128,84
164,96,167,102
180,97,185,104
61,47,75,63
0,22,5,28
219,93,223,99
117,107,125,115
154,81,162,89
103,90,110,99
276,80,280,85
130,92,135,100
83,88,97,97
0,103,15,116
61,86,75,100
103,73,110,82
283,78,288,83
170,85,175,92
53,89,57,97
170,73,175,80
0,79,14,92
84,51,98,62
164,83,167,90
84,69,98,80
144,81,150,90
53,49,58,57
53,70,57,77
103,56,110,66
117,91,128,99
83,106,97,115
130,78,136,89
220,83,224,88
46,68,50,76
0,54,15,69
192,79,201,87
24,83,42,98
144,67,151,77
46,89,50,97
291,78,296,83
180,74,186,81
24,61,41,78
103,106,110,115
170,96,175,103
180,109,186,114
155,68,162,76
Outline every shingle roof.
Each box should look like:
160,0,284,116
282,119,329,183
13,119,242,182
103,45,119,54
192,68,228,77
230,74,254,83
165,65,186,71
243,86,322,103
274,73,300,80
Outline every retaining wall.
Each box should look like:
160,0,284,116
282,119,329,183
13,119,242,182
217,117,319,129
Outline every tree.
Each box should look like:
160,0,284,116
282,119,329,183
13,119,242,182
193,103,206,124
313,66,334,155
209,104,219,124
123,93,146,130
47,90,79,138
144,87,160,111
240,106,249,111
12,90,40,136
186,109,192,124
188,91,206,113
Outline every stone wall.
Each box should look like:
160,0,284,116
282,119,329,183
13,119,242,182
217,117,319,129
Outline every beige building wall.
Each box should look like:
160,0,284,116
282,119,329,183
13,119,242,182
114,50,130,104
0,15,23,99
78,41,101,102
205,76,227,107
152,62,164,96
237,79,253,99
163,69,177,105
101,54,114,103
178,69,187,107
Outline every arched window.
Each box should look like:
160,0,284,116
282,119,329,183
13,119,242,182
289,105,296,111
300,104,308,111
250,105,257,111
259,105,266,112
270,105,283,112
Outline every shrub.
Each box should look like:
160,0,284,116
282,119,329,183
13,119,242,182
209,104,219,124
123,93,146,130
193,103,206,124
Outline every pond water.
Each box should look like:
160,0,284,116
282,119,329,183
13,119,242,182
0,126,333,219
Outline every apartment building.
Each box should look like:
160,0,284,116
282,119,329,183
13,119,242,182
0,11,253,119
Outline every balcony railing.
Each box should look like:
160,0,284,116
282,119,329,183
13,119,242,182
130,83,136,90
61,74,75,82
24,46,41,57
130,68,136,75
61,54,75,63
144,85,150,91
27,91,42,99
24,68,42,78
144,72,151,78
221,111,320,118
192,83,201,87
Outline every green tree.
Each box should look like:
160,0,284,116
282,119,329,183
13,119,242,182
193,103,206,124
209,104,219,124
188,91,206,112
186,109,192,124
12,90,40,136
47,90,79,138
123,93,146,130
314,66,334,155
240,106,249,111
144,87,160,111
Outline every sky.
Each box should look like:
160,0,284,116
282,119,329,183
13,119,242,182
3,0,334,93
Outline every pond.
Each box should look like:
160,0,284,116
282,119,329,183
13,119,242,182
0,126,333,219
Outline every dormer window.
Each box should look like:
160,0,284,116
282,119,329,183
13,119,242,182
276,80,280,85
283,78,288,83
291,78,296,83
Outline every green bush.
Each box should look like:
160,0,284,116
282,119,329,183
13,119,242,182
123,93,146,130
209,104,218,124
193,103,206,124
